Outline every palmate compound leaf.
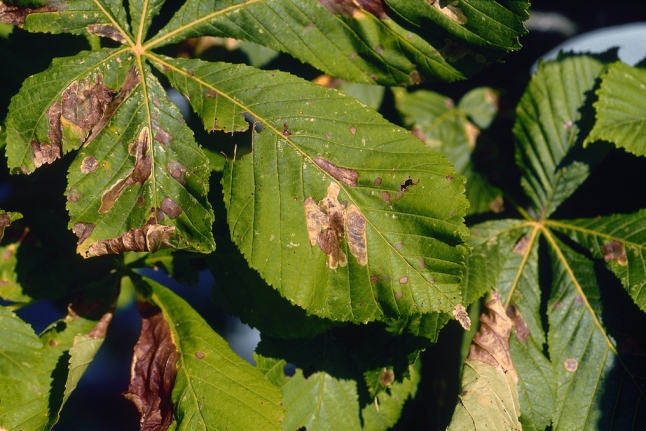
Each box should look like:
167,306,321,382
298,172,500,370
393,86,503,215
514,53,613,219
154,56,470,324
255,348,421,431
4,48,214,257
137,276,285,431
584,61,646,156
446,291,521,431
547,209,646,312
0,275,117,431
146,0,528,86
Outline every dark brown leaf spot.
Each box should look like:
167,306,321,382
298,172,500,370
378,369,394,386
575,295,584,305
564,358,578,372
67,189,82,203
167,161,188,185
512,234,530,255
73,222,95,245
48,339,57,347
99,127,152,214
282,122,291,136
370,275,379,283
398,277,408,285
86,24,126,44
349,126,357,135
374,177,382,186
314,157,359,187
417,257,425,270
160,197,182,220
0,2,57,26
81,156,98,173
85,222,175,258
381,191,391,202
124,301,179,431
394,291,403,299
505,305,529,343
602,239,627,266
400,176,420,191
136,195,145,208
195,351,206,359
346,204,367,265
395,242,404,251
452,304,470,330
205,89,218,99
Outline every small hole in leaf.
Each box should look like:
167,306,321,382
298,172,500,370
283,363,296,377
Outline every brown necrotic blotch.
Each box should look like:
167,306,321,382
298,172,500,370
160,197,182,220
35,73,115,168
124,301,179,431
99,127,152,214
86,24,126,44
84,222,175,258
314,157,358,187
304,182,368,269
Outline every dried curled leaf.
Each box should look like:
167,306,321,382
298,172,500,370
124,301,180,431
468,290,516,380
447,290,521,430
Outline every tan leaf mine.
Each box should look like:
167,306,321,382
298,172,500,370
602,239,628,266
452,304,471,330
430,0,468,24
317,0,388,19
378,369,395,386
99,127,152,214
86,24,126,44
346,204,367,265
303,182,347,269
468,290,517,382
314,157,359,187
124,301,179,431
160,197,182,220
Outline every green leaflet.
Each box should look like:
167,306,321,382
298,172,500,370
0,276,117,431
146,0,528,86
256,353,420,431
585,62,646,155
513,53,611,218
393,86,502,215
155,57,469,323
0,305,45,431
143,277,285,431
548,209,646,312
447,360,521,431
